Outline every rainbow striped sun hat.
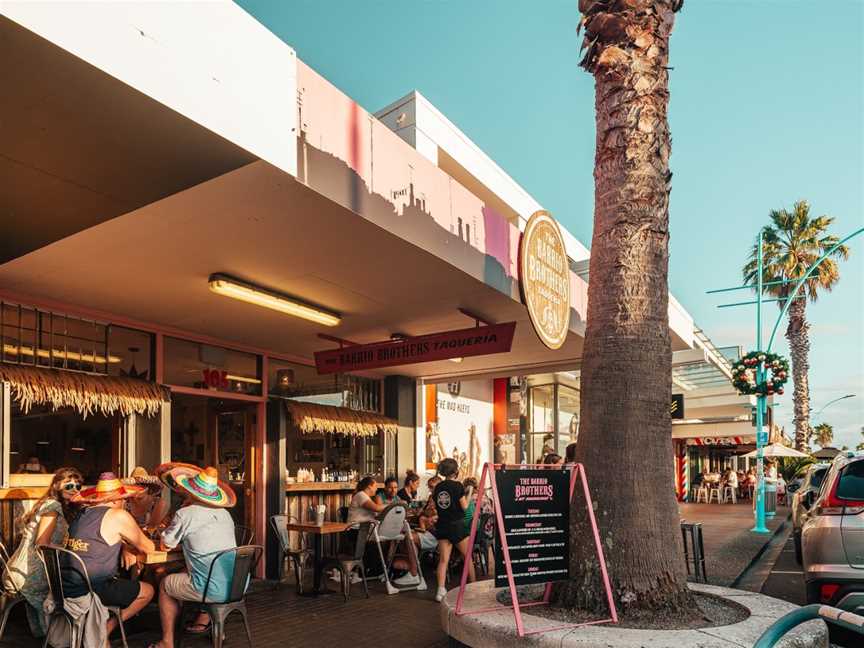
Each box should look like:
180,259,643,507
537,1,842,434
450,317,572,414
165,465,236,508
78,472,146,504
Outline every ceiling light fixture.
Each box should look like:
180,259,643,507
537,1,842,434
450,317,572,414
208,274,340,327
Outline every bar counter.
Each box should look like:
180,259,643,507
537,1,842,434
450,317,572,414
284,482,356,552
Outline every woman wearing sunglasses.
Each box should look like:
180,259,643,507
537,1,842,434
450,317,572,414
1,467,83,638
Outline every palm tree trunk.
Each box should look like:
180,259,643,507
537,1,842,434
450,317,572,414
552,0,697,620
786,298,811,452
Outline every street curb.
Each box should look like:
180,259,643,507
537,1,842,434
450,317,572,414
731,513,792,591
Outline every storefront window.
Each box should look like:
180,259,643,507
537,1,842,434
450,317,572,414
557,384,580,452
164,337,261,396
529,385,555,463
10,402,118,484
268,359,381,412
0,302,154,378
107,326,154,380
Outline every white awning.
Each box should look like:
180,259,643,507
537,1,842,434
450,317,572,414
672,420,755,440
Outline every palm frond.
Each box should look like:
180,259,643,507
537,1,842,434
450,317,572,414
741,200,851,303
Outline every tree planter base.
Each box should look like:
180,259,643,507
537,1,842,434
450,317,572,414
441,581,828,647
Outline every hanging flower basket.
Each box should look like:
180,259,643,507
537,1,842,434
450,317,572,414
731,351,789,396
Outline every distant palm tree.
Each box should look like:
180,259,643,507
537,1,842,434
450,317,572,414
813,422,833,448
857,427,864,452
743,201,850,451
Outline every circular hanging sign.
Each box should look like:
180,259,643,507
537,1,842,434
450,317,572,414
519,210,570,350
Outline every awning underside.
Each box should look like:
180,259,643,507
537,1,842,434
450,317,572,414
284,400,397,437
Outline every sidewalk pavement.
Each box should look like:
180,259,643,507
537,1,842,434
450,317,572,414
0,504,788,647
679,501,790,587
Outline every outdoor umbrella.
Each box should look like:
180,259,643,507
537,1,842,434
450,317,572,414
742,443,810,459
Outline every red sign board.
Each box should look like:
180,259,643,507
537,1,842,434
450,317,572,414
314,322,516,374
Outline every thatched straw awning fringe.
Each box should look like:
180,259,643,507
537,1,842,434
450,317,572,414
285,400,397,437
0,364,167,418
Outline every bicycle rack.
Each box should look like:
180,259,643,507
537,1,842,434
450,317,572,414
753,604,864,647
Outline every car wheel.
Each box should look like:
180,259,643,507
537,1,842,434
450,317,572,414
794,531,802,565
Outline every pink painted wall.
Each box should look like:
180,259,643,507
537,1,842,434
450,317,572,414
295,60,588,329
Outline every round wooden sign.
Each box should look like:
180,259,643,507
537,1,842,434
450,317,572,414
519,210,570,350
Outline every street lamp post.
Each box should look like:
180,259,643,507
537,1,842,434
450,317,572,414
708,225,863,535
813,394,856,418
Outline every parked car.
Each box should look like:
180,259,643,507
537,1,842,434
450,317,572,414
801,451,864,615
792,462,830,563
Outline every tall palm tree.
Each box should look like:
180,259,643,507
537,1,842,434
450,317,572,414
553,0,698,620
743,201,849,452
813,422,833,448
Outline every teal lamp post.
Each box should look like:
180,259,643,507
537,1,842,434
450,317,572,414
709,226,863,534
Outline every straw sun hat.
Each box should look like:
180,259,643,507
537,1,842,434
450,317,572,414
157,462,236,508
78,472,146,504
121,466,163,495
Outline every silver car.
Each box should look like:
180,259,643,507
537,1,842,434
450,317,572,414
792,462,830,563
801,451,864,614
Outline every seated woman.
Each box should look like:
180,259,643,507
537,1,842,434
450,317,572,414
1,467,82,637
348,477,421,587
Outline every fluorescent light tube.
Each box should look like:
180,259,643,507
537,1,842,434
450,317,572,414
209,274,341,327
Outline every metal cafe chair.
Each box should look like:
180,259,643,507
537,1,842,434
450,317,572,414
39,544,129,648
321,522,372,602
270,514,311,594
0,540,25,642
235,525,255,546
177,544,263,648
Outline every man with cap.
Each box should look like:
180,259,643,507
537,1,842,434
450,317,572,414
149,464,237,648
62,472,155,643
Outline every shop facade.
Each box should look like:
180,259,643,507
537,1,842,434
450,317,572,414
1,2,705,577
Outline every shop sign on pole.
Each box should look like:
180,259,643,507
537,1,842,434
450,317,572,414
671,393,685,419
519,211,571,350
314,322,516,374
455,462,618,637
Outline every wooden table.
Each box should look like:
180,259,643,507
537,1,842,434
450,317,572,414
139,550,184,565
286,521,350,595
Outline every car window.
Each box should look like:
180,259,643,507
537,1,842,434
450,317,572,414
836,460,864,501
811,467,828,489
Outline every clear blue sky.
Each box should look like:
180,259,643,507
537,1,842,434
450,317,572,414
238,0,864,448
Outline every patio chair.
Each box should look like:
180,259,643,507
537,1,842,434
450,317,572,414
321,522,372,602
369,504,427,595
39,544,129,648
472,512,495,577
722,484,737,504
177,544,262,648
337,506,349,523
0,540,25,642
270,514,311,594
234,525,255,546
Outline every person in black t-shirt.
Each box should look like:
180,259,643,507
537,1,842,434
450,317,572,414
432,458,475,602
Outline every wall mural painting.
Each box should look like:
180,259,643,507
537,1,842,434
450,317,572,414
429,380,493,480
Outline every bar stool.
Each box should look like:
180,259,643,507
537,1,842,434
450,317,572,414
721,484,737,504
694,485,709,503
707,486,722,504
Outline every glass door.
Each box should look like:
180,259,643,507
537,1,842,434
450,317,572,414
214,403,256,531
171,394,257,533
